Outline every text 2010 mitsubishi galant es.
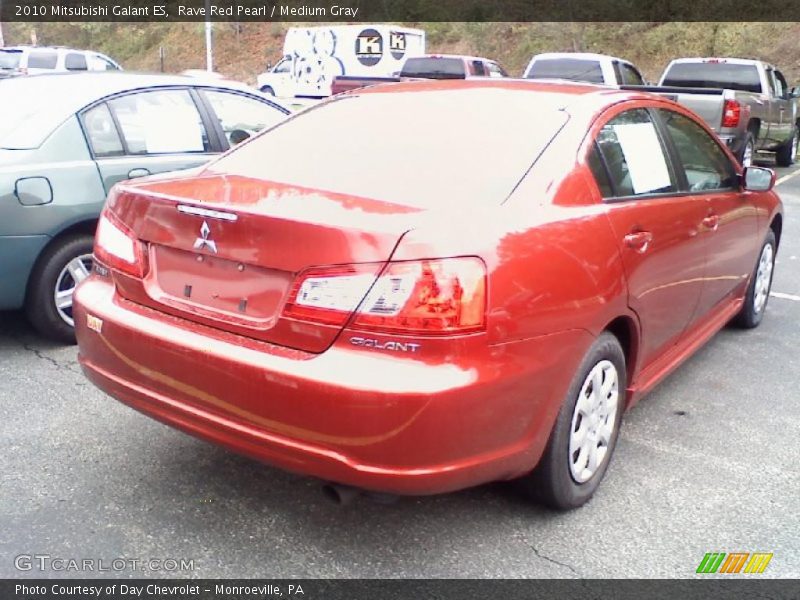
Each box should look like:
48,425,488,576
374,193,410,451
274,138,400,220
74,80,783,510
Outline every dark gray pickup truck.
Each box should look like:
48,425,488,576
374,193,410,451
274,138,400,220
652,58,799,166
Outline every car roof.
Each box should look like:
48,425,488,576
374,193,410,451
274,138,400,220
667,57,768,67
354,78,651,113
530,52,631,64
413,54,496,62
3,71,285,111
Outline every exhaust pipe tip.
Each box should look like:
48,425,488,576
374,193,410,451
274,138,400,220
321,483,361,506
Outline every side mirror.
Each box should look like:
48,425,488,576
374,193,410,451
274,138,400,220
743,166,775,192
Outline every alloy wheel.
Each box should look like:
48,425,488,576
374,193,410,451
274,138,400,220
54,254,92,327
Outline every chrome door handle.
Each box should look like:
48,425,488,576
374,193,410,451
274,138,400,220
624,231,653,253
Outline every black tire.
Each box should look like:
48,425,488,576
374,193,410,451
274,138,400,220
25,234,94,344
260,86,275,96
733,229,776,329
775,127,798,167
739,132,756,168
521,332,626,510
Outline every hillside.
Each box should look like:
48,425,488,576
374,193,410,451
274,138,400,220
4,22,800,84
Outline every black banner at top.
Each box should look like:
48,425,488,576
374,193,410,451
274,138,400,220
2,0,800,22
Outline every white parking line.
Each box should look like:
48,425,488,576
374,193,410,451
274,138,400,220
771,291,800,302
776,168,800,186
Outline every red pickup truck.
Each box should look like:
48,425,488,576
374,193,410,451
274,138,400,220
331,54,508,95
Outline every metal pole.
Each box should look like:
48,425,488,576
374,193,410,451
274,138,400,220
204,0,213,72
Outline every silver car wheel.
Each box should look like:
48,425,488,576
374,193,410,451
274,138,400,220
568,359,620,484
753,242,774,315
54,254,92,327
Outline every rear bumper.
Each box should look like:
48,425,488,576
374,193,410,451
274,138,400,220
74,276,585,495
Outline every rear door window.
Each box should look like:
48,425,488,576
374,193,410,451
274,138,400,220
657,109,738,192
27,50,58,69
526,59,604,84
591,108,675,198
65,52,88,71
108,89,211,155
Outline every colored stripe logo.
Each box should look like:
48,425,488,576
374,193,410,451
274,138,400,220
697,552,772,574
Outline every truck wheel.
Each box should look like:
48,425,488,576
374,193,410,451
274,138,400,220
25,234,94,344
739,133,755,168
775,127,798,167
260,86,275,96
520,332,626,510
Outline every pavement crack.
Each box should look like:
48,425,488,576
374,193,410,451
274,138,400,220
529,545,583,577
17,338,81,375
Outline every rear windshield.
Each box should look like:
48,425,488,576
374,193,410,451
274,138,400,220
526,59,604,84
401,57,466,79
662,62,762,93
208,87,569,208
0,50,22,70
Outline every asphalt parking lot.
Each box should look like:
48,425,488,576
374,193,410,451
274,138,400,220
2,160,799,579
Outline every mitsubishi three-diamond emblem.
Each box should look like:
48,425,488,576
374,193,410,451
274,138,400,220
193,221,218,254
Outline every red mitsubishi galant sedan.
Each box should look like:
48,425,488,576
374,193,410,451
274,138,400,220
74,80,783,510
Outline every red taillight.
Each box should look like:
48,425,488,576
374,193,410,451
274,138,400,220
94,209,145,277
722,99,741,128
283,257,487,335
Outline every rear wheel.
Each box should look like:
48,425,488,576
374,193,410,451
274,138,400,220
25,234,94,344
260,86,275,96
521,332,626,510
775,127,798,167
733,230,776,329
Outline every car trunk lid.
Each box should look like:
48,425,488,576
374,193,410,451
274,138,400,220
107,173,423,353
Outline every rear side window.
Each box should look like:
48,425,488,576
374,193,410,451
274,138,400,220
662,62,762,93
658,109,738,192
486,62,507,78
471,61,487,77
401,57,465,79
65,53,87,71
27,50,57,69
82,103,124,157
526,59,604,84
592,108,675,198
619,63,644,85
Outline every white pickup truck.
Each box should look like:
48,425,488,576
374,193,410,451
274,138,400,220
522,52,647,86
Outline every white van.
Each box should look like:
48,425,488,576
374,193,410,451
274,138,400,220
256,25,426,98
